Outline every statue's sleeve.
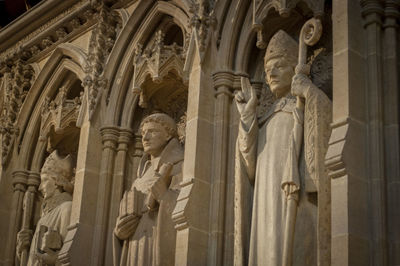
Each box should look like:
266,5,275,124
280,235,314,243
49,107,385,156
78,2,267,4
59,202,72,242
234,115,257,266
237,117,258,184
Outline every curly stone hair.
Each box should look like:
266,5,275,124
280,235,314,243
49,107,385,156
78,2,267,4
139,113,178,138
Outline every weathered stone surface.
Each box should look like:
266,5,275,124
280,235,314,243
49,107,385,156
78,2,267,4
0,1,398,266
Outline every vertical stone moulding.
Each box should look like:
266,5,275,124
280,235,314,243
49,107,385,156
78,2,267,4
361,1,388,265
382,1,400,264
209,71,234,266
5,170,28,264
90,126,119,265
104,128,133,265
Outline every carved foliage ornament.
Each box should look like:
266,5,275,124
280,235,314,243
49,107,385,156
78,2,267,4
40,84,82,143
81,4,121,119
0,60,34,166
187,0,217,52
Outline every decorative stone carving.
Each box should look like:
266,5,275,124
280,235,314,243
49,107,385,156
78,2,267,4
132,30,187,100
113,113,184,266
234,29,331,265
0,1,95,64
188,0,217,53
0,60,34,166
131,26,188,143
40,83,82,145
16,150,74,266
252,0,325,48
81,4,121,119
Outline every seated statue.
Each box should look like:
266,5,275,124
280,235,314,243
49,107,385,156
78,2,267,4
16,151,74,266
113,113,184,266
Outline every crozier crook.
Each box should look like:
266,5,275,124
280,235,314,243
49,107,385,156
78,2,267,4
295,18,323,108
282,17,323,266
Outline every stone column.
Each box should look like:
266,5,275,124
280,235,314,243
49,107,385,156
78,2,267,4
326,1,369,265
18,172,40,265
59,116,102,266
90,126,119,266
383,1,400,264
104,128,133,265
361,1,388,265
4,170,28,265
208,71,234,265
173,46,214,266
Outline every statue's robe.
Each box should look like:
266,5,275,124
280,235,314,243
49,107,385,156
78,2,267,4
234,89,331,266
115,138,183,266
27,192,72,266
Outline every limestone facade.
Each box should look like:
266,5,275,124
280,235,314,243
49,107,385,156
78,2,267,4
0,0,398,265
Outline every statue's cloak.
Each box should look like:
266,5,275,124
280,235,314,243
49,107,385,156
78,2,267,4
113,138,183,266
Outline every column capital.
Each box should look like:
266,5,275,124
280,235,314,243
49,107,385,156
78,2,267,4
118,128,134,144
361,0,384,27
27,172,41,188
384,0,400,28
11,170,29,191
212,71,235,90
100,126,119,151
100,126,119,142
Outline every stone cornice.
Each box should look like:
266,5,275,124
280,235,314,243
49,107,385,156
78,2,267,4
0,0,81,52
0,0,126,65
0,1,92,64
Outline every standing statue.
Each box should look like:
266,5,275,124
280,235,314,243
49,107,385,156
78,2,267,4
113,113,184,266
234,29,332,266
16,151,74,266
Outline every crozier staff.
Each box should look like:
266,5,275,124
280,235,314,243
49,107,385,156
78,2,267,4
234,29,331,266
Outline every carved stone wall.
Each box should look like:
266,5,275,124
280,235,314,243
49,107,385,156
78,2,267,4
0,1,398,266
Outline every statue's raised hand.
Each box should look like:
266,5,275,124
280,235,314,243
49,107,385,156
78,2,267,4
235,77,257,126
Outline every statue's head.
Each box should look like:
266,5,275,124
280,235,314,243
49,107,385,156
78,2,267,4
39,150,74,199
264,30,298,98
140,113,177,157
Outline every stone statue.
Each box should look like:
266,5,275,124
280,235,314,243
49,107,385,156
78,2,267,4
16,151,74,266
113,113,184,266
234,30,332,266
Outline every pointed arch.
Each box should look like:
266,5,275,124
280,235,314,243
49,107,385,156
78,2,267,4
216,0,251,70
16,43,87,170
103,0,190,127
